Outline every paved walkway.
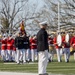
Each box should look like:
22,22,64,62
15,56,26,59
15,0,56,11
0,72,38,75
0,71,66,75
0,71,74,75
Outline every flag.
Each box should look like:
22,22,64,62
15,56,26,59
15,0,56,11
20,21,26,34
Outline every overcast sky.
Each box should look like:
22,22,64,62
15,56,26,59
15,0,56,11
0,0,65,35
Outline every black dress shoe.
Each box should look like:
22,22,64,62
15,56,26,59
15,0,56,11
66,59,69,63
43,73,48,75
39,73,48,75
60,60,62,62
48,59,51,62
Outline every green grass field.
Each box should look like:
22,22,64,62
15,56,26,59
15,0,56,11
0,55,75,75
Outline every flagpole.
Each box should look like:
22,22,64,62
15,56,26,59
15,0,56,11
21,0,23,19
58,2,60,32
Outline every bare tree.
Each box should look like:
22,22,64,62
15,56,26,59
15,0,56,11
0,0,28,33
0,0,43,34
44,0,75,32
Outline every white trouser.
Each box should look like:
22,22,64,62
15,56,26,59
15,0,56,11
15,51,17,62
74,52,75,60
7,50,12,61
56,48,63,62
1,50,6,61
63,48,70,62
16,49,20,63
31,49,37,62
12,50,16,61
17,49,27,63
38,50,48,74
20,49,27,63
26,49,31,61
34,49,38,61
48,50,54,61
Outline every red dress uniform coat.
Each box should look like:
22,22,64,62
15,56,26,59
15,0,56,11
1,38,7,50
11,39,16,51
7,38,13,50
70,36,75,48
62,35,70,48
48,37,54,51
53,36,62,49
48,37,54,45
30,38,37,49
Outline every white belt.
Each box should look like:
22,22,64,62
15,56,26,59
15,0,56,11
7,44,11,46
49,44,53,46
31,43,37,45
2,44,6,46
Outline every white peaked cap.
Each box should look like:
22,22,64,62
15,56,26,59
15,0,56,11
3,34,6,37
8,34,12,36
39,21,47,26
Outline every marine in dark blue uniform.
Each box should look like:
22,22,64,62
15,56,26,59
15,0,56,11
37,21,49,75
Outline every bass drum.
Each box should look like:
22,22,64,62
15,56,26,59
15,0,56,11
65,33,69,43
70,46,75,55
71,46,75,51
65,33,70,46
49,45,54,51
57,34,62,46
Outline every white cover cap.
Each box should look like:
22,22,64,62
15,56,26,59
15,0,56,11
39,21,47,26
3,34,6,37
